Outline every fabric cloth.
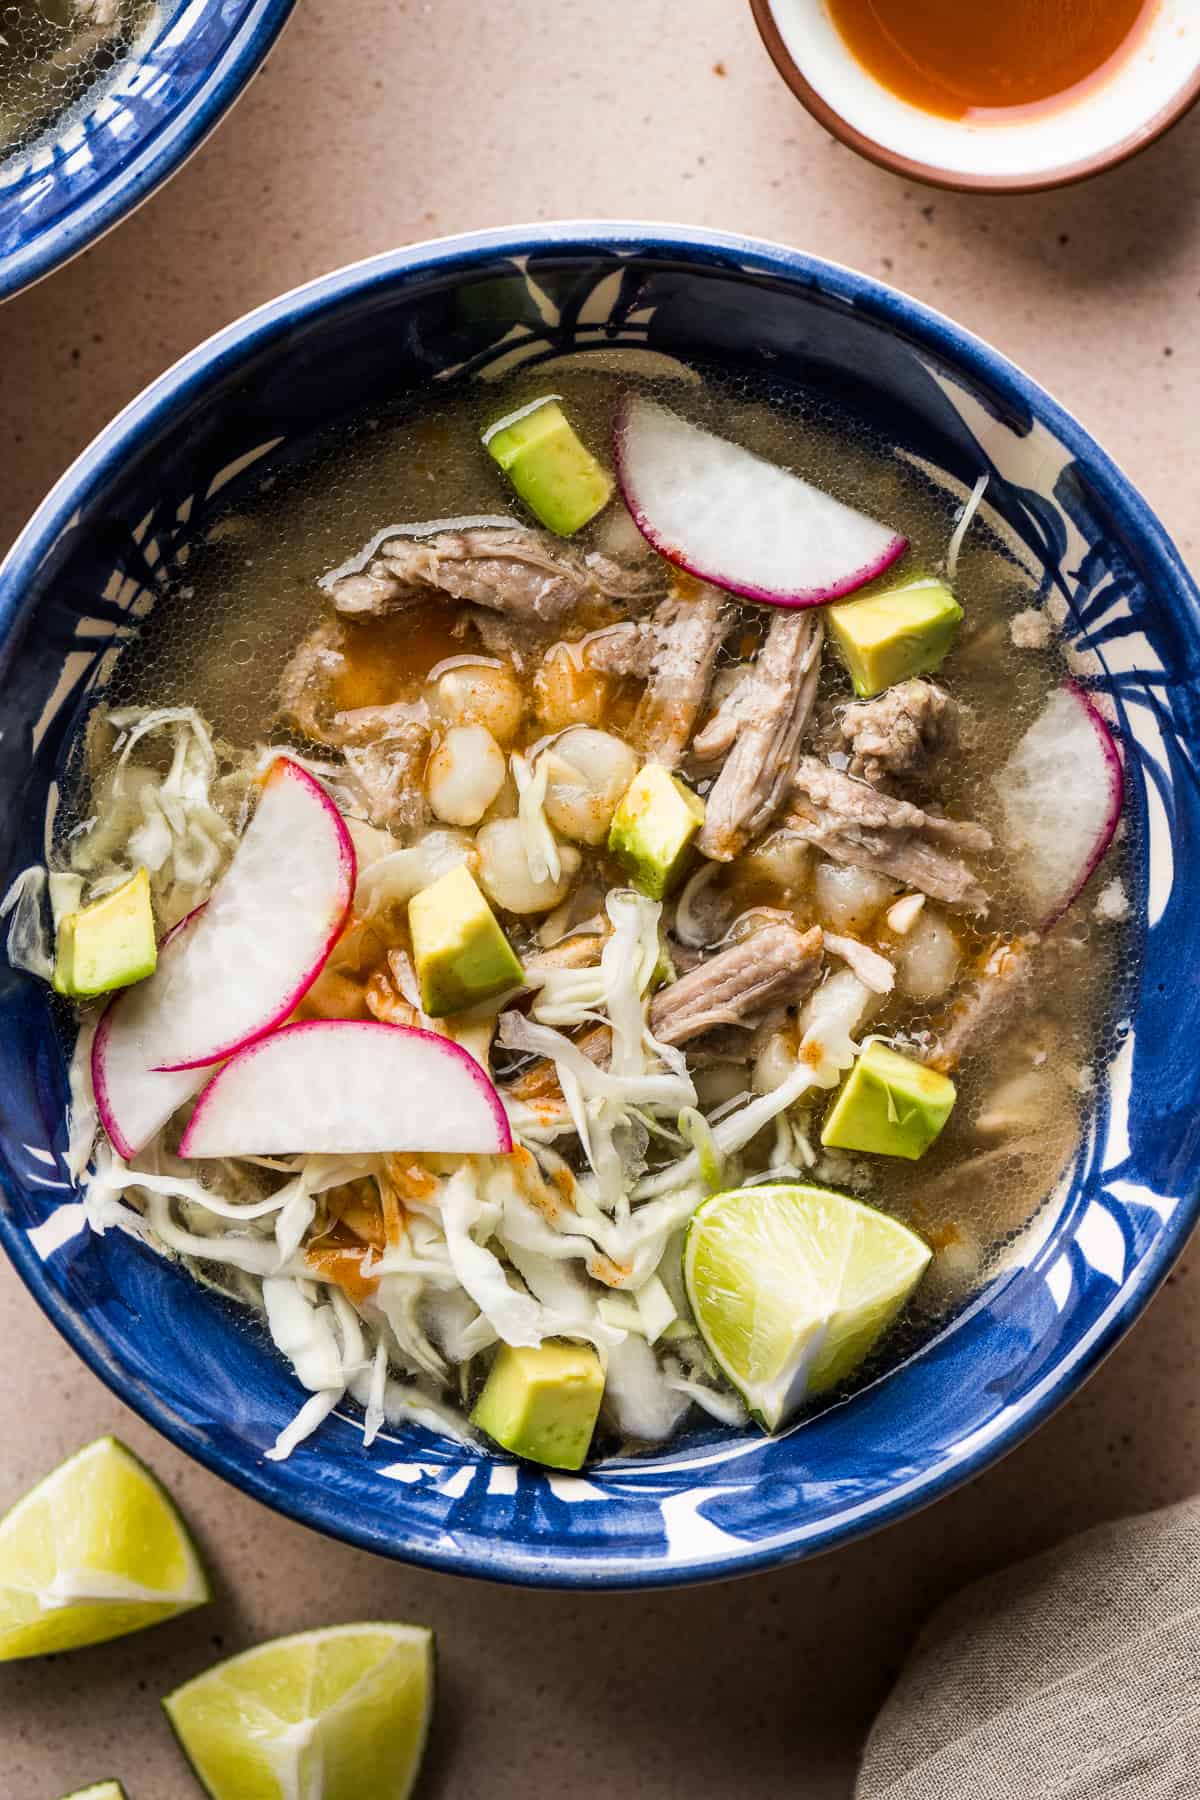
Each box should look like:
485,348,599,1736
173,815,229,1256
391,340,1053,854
856,1496,1200,1799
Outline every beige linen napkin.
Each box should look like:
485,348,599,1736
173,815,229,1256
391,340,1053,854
856,1496,1200,1799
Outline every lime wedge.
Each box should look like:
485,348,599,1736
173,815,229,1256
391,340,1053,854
59,1785,128,1800
164,1623,435,1800
0,1437,208,1661
683,1183,931,1429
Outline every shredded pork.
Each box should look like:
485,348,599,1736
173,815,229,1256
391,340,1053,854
329,526,662,625
923,936,1036,1073
650,922,824,1043
582,619,658,681
509,923,824,1102
788,757,992,914
841,679,960,789
630,581,729,767
697,613,825,861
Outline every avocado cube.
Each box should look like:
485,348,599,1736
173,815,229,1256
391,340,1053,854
608,764,706,901
408,863,524,1018
52,867,157,999
484,397,613,536
471,1341,605,1470
820,1040,956,1161
828,576,963,698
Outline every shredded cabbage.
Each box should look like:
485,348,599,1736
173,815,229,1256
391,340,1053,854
69,708,240,930
512,750,561,885
673,860,724,950
262,1278,345,1391
48,872,84,929
635,1274,677,1345
375,1274,453,1380
946,472,989,584
501,893,694,1233
328,1286,370,1381
441,1167,543,1348
345,1363,475,1444
663,1372,747,1427
0,866,53,980
266,1389,341,1462
604,1334,691,1442
354,830,473,921
528,963,608,1027
66,1012,100,1180
49,697,892,1464
635,975,873,1201
498,1012,693,1112
677,1107,725,1193
362,1340,389,1447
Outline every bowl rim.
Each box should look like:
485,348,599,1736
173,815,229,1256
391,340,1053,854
1,220,1198,1588
0,0,298,305
748,0,1200,195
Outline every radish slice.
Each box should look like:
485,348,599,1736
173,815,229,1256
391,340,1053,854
92,908,210,1159
614,395,907,606
149,757,354,1072
179,1021,513,1158
993,683,1124,928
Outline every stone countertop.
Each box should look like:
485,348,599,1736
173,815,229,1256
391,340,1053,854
1,2,1198,1794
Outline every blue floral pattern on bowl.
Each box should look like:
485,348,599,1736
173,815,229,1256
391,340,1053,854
0,0,295,303
0,225,1197,1588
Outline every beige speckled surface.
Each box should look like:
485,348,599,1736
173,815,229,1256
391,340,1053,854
1,3,1198,1796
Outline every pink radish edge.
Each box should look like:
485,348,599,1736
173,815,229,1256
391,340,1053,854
1043,680,1126,929
151,757,357,1072
91,1007,138,1160
91,902,207,1159
612,395,909,608
178,1019,514,1159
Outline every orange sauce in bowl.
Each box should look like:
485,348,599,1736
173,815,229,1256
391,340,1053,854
825,0,1155,119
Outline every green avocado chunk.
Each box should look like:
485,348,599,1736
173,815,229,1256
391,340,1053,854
608,763,706,901
471,1341,605,1470
52,868,157,999
484,397,613,536
828,575,963,698
408,863,524,1018
821,1040,956,1161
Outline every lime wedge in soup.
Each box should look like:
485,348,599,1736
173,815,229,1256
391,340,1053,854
0,1436,208,1661
683,1183,931,1430
164,1623,435,1800
58,1785,129,1800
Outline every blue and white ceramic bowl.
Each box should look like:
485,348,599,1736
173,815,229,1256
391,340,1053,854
0,0,295,303
1,224,1197,1588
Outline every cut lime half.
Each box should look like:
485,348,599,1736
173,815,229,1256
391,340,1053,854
59,1785,128,1800
684,1183,931,1429
164,1622,435,1800
0,1436,208,1661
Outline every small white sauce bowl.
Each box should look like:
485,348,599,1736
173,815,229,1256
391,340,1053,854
750,0,1200,192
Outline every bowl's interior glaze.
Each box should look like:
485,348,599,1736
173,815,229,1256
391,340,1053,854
0,0,295,303
1,229,1197,1586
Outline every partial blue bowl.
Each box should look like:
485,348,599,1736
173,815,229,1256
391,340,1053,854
0,0,296,303
1,224,1197,1588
